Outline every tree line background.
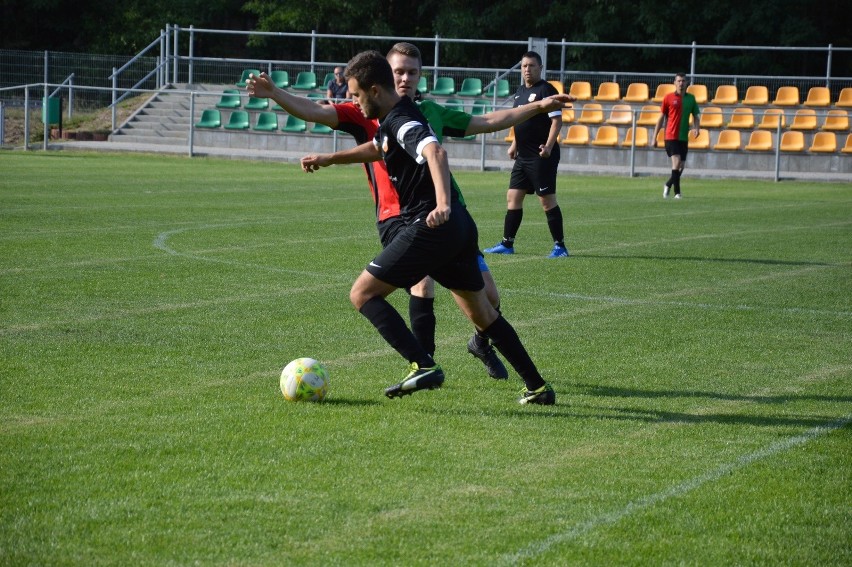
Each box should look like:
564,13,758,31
3,0,851,76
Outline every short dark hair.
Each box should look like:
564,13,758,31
675,72,687,80
387,42,422,66
345,50,395,91
522,51,542,65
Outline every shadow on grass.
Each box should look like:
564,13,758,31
574,383,852,404
582,253,836,268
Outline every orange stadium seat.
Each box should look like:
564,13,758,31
699,106,724,128
548,80,565,94
688,128,710,149
804,87,831,107
577,103,604,124
727,108,755,129
809,132,837,153
621,126,649,147
561,107,575,123
568,81,592,100
821,110,849,131
841,133,852,153
594,82,620,101
591,125,619,146
636,105,662,126
744,130,773,151
686,84,708,104
772,86,800,106
836,88,852,108
757,108,786,130
789,108,818,130
780,131,804,151
622,82,649,102
713,129,742,151
563,124,590,145
504,127,514,143
742,86,769,105
652,83,675,103
655,128,665,148
606,104,633,125
711,85,738,105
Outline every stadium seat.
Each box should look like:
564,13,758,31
291,71,317,91
548,80,565,94
321,72,335,89
606,104,633,125
568,81,592,100
215,89,241,109
577,103,604,124
244,96,269,110
235,69,261,87
591,125,619,146
711,84,738,105
594,82,620,101
772,86,800,106
821,109,849,131
457,77,483,97
623,82,649,103
504,127,514,143
655,128,665,148
195,109,221,128
636,105,662,126
281,115,307,132
808,132,837,153
742,85,769,105
431,77,456,96
688,128,710,149
223,110,250,130
470,99,491,116
652,83,675,103
842,133,852,153
744,130,773,151
306,92,326,103
253,111,278,131
836,88,852,108
780,130,804,151
727,107,755,129
713,129,742,150
686,84,708,104
620,126,648,148
561,107,575,123
270,70,289,89
483,79,510,98
311,122,334,134
699,106,724,128
789,108,817,130
417,76,429,95
562,124,590,145
804,86,831,107
444,98,465,111
757,108,786,130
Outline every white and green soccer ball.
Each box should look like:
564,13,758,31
280,357,329,402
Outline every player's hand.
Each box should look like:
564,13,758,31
426,205,450,227
300,154,330,173
539,144,551,159
246,72,273,98
508,147,517,160
542,93,575,111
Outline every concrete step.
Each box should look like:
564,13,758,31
110,134,188,145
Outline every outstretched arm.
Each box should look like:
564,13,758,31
301,141,381,173
466,93,574,135
421,142,452,228
247,72,339,128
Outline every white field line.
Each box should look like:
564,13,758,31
502,413,852,565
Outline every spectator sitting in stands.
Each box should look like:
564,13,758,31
326,67,349,102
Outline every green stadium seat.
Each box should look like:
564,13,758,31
457,77,482,97
281,115,307,133
311,122,334,134
235,69,261,87
253,112,278,131
470,99,491,116
291,71,317,91
431,77,456,96
195,109,221,128
270,70,289,89
223,110,250,130
244,97,269,110
417,76,429,95
483,79,510,98
215,89,241,109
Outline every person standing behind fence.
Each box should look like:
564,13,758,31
485,51,567,259
652,72,700,199
326,66,349,101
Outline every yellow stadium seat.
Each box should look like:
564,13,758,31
591,125,619,146
836,88,852,108
548,80,565,94
713,129,742,151
789,109,817,131
561,107,575,123
757,108,786,130
711,85,738,105
727,107,755,129
688,128,710,149
842,133,852,153
780,131,805,151
744,130,773,151
821,109,849,131
772,86,800,106
562,124,590,145
623,82,649,102
742,85,769,105
594,82,620,101
655,129,665,148
568,81,592,100
606,104,633,125
686,84,708,104
577,103,604,124
504,127,514,143
804,87,831,107
652,83,675,103
637,105,662,126
699,106,724,128
809,132,837,153
621,127,649,148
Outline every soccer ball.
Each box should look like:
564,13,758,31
280,358,329,402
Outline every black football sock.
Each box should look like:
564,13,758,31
483,315,546,391
502,208,523,247
359,296,433,368
667,170,677,188
545,205,565,246
673,169,683,194
408,295,436,358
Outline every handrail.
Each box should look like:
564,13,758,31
109,32,166,79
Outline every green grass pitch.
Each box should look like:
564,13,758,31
1,151,850,565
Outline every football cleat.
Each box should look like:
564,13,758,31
467,335,509,379
518,383,556,405
384,363,445,399
484,243,515,254
548,244,569,258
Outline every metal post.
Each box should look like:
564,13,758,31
43,51,49,151
68,75,73,119
560,38,566,83
629,109,637,177
826,44,832,88
310,30,317,72
158,29,164,88
189,26,195,85
690,41,697,82
774,120,781,182
188,91,195,157
433,35,440,87
0,102,4,146
173,25,179,85
112,67,117,132
164,25,170,86
24,86,30,151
